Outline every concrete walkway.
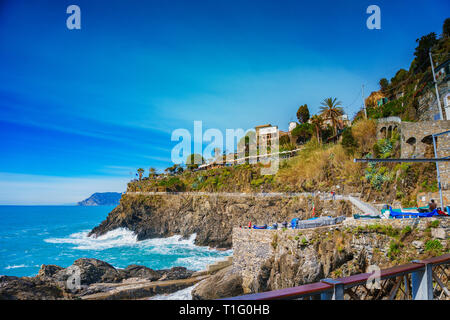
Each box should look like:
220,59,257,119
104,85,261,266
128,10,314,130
346,196,380,215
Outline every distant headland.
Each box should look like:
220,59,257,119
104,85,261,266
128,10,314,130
77,192,123,206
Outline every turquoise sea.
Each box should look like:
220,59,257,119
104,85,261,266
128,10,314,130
0,206,231,277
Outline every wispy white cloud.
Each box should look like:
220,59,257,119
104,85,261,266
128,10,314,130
0,172,129,205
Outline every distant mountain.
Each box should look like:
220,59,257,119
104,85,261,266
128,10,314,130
77,192,123,206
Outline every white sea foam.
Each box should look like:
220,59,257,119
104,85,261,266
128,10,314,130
175,254,232,271
149,285,195,300
5,264,28,270
45,229,202,251
44,228,138,250
44,228,232,271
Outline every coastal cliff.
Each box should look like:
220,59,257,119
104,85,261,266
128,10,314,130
89,193,353,249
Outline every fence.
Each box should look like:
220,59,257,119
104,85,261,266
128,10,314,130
221,253,450,300
197,148,302,170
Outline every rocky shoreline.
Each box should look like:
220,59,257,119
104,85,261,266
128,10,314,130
0,258,197,300
89,193,352,248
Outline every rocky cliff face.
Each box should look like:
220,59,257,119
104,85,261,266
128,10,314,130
89,193,353,248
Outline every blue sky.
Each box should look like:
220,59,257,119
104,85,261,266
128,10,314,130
0,0,449,204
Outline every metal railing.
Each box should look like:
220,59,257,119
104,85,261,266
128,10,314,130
222,254,450,300
197,148,302,170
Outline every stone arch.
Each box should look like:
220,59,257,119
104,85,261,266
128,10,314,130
421,135,434,145
406,137,416,145
387,126,393,139
393,125,398,135
421,135,436,158
406,137,417,157
380,127,387,138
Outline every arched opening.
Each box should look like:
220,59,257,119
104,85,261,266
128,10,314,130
406,137,416,156
406,137,416,145
421,135,436,158
421,135,434,145
387,126,393,139
380,127,387,138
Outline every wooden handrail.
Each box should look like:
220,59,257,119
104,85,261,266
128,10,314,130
220,282,332,300
221,254,450,300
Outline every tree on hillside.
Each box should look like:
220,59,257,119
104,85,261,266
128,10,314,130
443,18,450,38
413,32,438,73
137,168,144,180
186,153,205,170
310,115,323,143
149,167,157,178
291,123,313,144
319,97,344,136
390,69,408,86
379,78,390,94
296,104,310,124
165,164,183,174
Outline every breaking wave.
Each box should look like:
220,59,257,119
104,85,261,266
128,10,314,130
150,285,196,300
45,228,138,250
44,228,232,271
4,264,28,270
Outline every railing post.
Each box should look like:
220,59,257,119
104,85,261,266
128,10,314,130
411,261,433,300
321,278,344,300
320,291,332,300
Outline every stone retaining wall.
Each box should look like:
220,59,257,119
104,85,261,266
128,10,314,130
232,217,449,293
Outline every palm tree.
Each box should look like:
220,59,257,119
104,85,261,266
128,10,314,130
149,167,156,178
310,115,323,143
137,168,144,181
319,97,344,136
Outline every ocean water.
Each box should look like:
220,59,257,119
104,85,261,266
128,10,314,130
0,206,232,278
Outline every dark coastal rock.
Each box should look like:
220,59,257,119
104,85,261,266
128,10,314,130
158,267,194,281
53,258,124,286
36,264,64,280
191,266,243,300
0,259,197,300
123,265,161,281
89,194,352,248
0,275,68,300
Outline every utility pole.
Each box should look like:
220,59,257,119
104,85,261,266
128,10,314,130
362,84,367,119
432,132,445,209
429,49,444,120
